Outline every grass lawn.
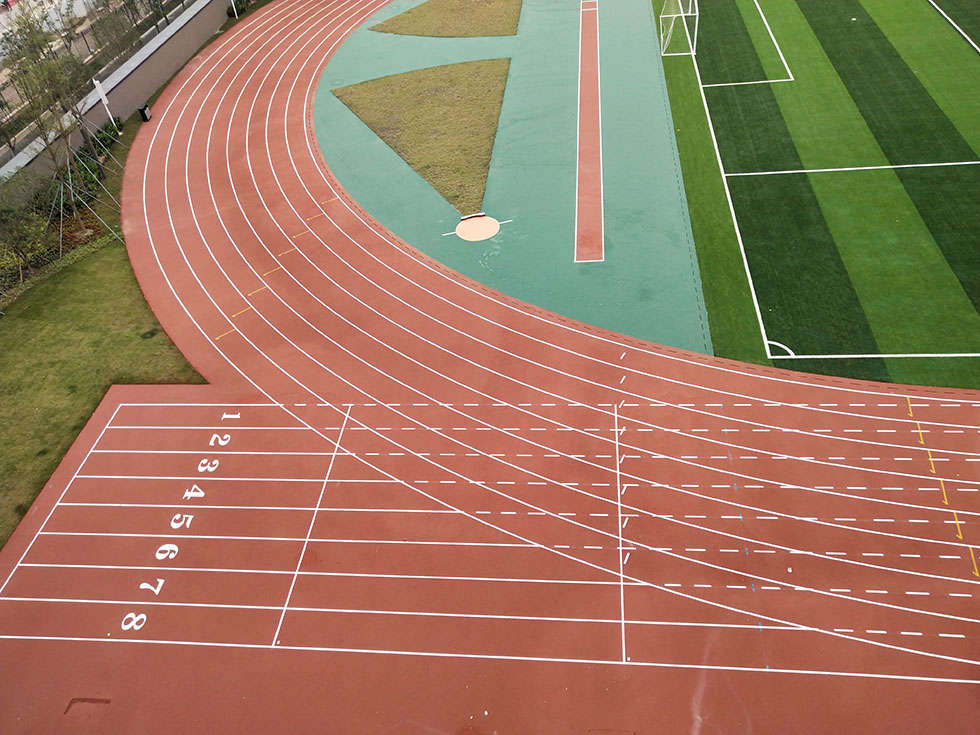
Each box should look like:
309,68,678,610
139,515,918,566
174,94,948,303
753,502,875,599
0,114,203,548
0,242,203,547
334,59,511,215
371,0,522,37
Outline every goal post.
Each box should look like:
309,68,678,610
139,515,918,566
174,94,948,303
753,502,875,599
659,0,699,57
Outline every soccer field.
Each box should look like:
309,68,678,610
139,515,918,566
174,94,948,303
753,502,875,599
657,0,980,388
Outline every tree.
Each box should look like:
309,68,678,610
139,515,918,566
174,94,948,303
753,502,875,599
1,4,105,211
0,204,48,284
0,95,17,155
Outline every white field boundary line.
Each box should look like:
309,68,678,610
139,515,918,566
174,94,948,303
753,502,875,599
0,404,123,597
0,635,976,684
753,0,793,80
700,0,795,87
773,353,980,361
727,160,980,177
702,78,792,88
138,0,980,662
927,0,980,55
286,6,980,408
271,405,350,645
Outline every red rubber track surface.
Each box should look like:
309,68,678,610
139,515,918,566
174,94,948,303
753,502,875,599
1,1,979,731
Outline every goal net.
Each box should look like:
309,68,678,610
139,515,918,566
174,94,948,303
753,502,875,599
659,0,699,57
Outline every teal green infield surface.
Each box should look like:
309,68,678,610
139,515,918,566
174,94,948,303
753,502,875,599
314,0,713,355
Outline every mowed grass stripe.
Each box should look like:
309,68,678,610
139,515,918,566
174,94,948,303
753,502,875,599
727,174,884,373
753,0,887,168
806,170,980,354
862,0,980,309
798,0,980,349
746,1,980,357
732,0,789,80
863,0,980,155
796,0,976,164
696,1,884,361
695,0,770,86
898,165,980,314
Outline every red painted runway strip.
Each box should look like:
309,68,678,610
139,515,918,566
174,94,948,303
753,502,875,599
575,0,604,262
1,0,979,730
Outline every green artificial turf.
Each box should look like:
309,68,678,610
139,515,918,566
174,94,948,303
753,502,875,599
694,1,883,362
333,59,511,215
0,242,203,547
897,165,980,314
371,0,522,37
910,0,980,78
658,56,768,364
727,173,885,374
694,0,767,85
796,0,976,165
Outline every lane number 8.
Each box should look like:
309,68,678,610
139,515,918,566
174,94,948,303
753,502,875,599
121,612,147,631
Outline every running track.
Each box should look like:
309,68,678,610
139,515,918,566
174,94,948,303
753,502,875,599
1,1,978,730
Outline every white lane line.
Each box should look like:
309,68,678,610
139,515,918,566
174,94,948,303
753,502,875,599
0,635,977,682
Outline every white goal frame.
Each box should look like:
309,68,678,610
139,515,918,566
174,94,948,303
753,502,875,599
660,0,699,57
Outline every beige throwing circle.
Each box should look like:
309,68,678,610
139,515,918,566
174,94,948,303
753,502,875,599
455,215,500,242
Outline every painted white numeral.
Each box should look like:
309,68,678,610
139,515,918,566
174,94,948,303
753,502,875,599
121,612,147,631
209,433,231,447
197,458,219,473
221,411,240,421
170,513,194,530
155,543,179,560
139,578,165,596
183,484,205,500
